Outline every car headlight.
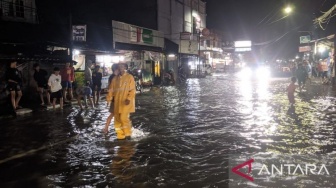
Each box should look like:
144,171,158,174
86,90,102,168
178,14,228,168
256,67,271,78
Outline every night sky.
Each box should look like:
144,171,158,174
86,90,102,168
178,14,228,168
205,0,335,60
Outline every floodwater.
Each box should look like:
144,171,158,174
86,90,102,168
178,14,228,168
1,73,336,187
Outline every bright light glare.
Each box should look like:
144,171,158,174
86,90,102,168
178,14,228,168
237,67,252,78
256,67,271,79
73,50,80,55
284,7,292,14
234,41,251,48
318,46,326,53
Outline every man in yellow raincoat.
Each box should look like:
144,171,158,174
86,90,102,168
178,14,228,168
106,63,136,139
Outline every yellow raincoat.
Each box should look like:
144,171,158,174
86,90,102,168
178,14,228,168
107,72,135,139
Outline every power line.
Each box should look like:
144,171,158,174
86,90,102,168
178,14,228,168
254,25,303,46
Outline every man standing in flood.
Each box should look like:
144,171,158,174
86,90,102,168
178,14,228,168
6,61,23,111
106,63,135,140
60,62,75,103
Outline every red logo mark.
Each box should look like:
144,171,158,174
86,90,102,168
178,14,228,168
231,158,254,181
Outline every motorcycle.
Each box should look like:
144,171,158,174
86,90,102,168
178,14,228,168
128,66,143,93
163,71,175,86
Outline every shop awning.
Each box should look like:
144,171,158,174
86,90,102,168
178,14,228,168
114,42,164,53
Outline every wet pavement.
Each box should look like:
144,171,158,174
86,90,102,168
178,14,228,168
1,73,336,187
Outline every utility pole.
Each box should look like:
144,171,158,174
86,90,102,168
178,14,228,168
197,0,201,77
333,34,336,85
69,1,73,63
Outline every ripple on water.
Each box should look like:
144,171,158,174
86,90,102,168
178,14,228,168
1,75,336,187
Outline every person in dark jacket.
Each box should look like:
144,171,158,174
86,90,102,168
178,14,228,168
296,63,308,92
6,61,23,110
33,63,51,106
91,65,103,105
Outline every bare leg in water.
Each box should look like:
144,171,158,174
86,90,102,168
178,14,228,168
104,113,114,133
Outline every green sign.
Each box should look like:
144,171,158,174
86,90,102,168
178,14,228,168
142,29,153,44
300,36,311,44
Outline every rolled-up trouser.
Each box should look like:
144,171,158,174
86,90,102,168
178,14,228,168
114,113,132,139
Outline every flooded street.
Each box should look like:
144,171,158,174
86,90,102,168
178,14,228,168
1,73,336,187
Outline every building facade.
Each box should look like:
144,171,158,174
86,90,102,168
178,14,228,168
0,0,38,24
157,0,207,77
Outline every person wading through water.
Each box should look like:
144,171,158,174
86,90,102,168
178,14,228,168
105,63,136,140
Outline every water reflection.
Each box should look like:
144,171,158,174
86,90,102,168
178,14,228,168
108,140,136,185
1,74,336,187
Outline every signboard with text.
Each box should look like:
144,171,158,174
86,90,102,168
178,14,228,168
300,36,311,44
112,20,164,48
142,29,153,44
234,41,251,48
299,46,311,52
180,32,191,40
234,40,252,52
72,25,86,41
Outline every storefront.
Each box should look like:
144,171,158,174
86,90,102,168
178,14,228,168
112,20,165,86
309,34,335,84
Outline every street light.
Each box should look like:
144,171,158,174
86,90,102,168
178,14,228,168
318,46,326,54
284,6,292,14
73,49,80,55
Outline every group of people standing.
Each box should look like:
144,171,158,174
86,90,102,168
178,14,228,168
5,60,136,139
32,62,75,110
4,60,107,111
292,58,334,92
314,58,334,84
287,57,335,106
294,60,312,92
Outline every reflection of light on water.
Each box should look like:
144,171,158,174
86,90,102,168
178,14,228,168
263,123,278,136
239,79,253,115
186,79,201,112
257,80,270,100
239,79,253,100
238,77,275,141
131,127,148,141
236,67,252,78
186,78,200,93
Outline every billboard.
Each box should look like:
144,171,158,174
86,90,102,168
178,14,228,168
234,41,251,48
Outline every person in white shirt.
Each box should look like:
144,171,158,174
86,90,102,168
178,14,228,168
48,67,63,110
